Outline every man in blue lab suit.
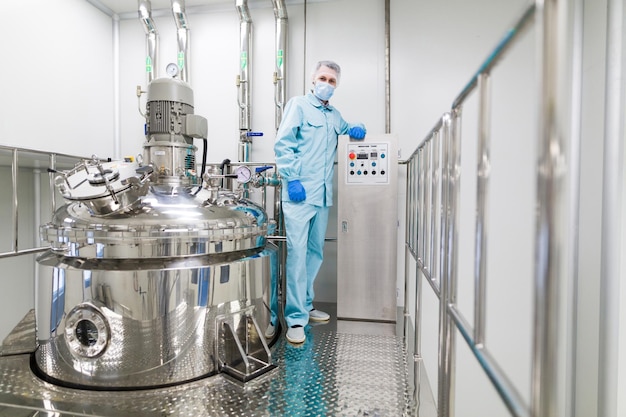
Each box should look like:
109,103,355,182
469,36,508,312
270,60,366,344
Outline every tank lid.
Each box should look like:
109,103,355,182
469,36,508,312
40,190,269,259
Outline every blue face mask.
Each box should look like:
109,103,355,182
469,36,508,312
313,81,335,101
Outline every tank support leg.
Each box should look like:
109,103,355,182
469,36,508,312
217,308,276,382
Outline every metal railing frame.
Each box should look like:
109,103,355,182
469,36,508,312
0,146,87,259
402,1,580,416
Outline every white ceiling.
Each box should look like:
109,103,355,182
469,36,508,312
90,0,297,15
91,0,232,15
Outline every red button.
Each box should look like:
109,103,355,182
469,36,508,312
349,152,356,160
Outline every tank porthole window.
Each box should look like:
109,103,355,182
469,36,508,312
64,304,110,359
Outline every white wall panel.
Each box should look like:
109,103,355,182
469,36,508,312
391,0,535,415
0,0,114,158
117,0,384,303
0,0,114,342
299,0,385,303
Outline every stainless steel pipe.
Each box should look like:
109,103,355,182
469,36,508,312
272,0,288,131
236,0,252,162
171,0,190,83
138,0,159,84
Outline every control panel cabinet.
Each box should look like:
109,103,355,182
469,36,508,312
337,134,398,322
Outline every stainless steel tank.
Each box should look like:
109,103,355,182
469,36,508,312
34,75,277,389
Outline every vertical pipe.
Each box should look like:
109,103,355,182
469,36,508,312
34,169,41,248
532,0,574,415
11,149,18,253
272,0,288,131
49,154,57,214
34,167,41,292
270,0,287,325
171,0,190,83
238,143,250,164
138,0,159,84
236,0,252,162
474,73,491,346
599,0,625,415
384,0,391,133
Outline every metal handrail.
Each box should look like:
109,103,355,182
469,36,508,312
402,1,578,416
0,146,90,261
450,4,536,110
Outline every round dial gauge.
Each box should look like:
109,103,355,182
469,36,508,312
235,165,252,184
166,63,179,77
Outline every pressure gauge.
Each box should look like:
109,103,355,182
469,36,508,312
235,165,252,184
166,63,179,77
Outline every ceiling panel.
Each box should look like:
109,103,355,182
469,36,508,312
91,0,229,15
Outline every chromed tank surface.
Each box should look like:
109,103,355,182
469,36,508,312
34,76,277,389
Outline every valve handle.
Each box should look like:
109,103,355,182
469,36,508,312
255,166,273,173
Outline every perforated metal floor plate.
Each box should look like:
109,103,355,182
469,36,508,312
0,321,416,416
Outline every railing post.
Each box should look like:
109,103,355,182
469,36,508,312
599,0,625,415
417,148,424,266
474,72,491,346
423,139,432,273
430,130,441,285
11,149,18,253
532,0,576,416
448,109,462,417
404,158,415,348
438,112,455,417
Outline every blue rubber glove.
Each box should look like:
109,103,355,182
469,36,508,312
348,124,366,140
287,180,306,202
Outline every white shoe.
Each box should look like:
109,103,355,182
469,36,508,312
264,322,276,339
286,326,305,344
309,309,330,322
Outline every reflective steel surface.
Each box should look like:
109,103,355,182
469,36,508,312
34,74,277,389
34,244,276,388
0,304,420,416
